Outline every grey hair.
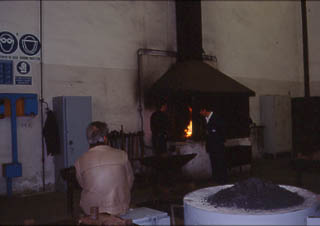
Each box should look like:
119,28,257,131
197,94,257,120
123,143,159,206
86,121,109,145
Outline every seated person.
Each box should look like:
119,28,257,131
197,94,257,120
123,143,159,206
75,121,134,216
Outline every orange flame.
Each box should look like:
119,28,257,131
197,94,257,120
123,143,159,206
184,120,192,138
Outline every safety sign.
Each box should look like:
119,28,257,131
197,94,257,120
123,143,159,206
0,31,41,56
19,34,41,56
17,61,30,75
0,31,18,54
15,76,32,85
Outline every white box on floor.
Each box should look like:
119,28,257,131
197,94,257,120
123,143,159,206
306,216,320,225
121,207,170,225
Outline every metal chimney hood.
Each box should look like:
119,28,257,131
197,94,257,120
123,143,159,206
151,0,255,98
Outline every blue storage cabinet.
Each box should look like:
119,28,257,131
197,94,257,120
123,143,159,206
53,96,92,191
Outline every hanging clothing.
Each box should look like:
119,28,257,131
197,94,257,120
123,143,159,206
43,110,61,156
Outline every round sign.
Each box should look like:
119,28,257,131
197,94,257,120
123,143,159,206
0,31,18,54
19,34,41,56
17,61,30,74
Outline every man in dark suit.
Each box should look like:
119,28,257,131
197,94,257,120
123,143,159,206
150,101,169,156
200,107,228,184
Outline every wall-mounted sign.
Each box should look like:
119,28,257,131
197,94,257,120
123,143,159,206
0,31,18,54
15,76,32,85
0,31,40,86
17,61,30,75
0,31,41,60
0,60,13,84
19,34,41,56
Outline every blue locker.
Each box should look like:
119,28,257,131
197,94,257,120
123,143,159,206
53,96,92,191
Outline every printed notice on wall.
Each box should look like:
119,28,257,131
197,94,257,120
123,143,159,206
0,60,13,85
0,31,41,85
15,76,32,85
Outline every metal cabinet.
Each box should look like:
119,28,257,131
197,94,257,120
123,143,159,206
292,97,320,156
260,95,292,156
53,96,92,191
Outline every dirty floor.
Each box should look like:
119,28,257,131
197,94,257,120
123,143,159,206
0,156,319,225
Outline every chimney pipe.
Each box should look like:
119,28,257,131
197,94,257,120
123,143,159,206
301,0,310,97
176,0,203,61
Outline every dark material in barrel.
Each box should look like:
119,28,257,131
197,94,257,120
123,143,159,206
207,178,304,210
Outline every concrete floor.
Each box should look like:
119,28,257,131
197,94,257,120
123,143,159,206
0,156,320,225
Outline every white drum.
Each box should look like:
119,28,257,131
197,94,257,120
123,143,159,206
184,185,320,225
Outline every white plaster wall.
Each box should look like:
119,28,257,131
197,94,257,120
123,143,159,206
0,0,176,195
0,1,50,194
1,0,319,194
201,1,304,124
42,1,176,131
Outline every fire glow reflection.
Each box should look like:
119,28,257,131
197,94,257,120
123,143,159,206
184,106,193,138
184,120,192,138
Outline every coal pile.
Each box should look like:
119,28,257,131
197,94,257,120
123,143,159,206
207,178,305,210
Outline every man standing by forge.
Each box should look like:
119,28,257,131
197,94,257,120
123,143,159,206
200,106,228,184
150,100,169,156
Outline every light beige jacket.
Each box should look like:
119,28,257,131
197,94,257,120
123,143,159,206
75,145,134,215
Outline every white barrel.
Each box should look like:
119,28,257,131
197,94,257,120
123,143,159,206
184,185,320,225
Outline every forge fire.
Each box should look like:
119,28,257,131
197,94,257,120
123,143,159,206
184,120,192,138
